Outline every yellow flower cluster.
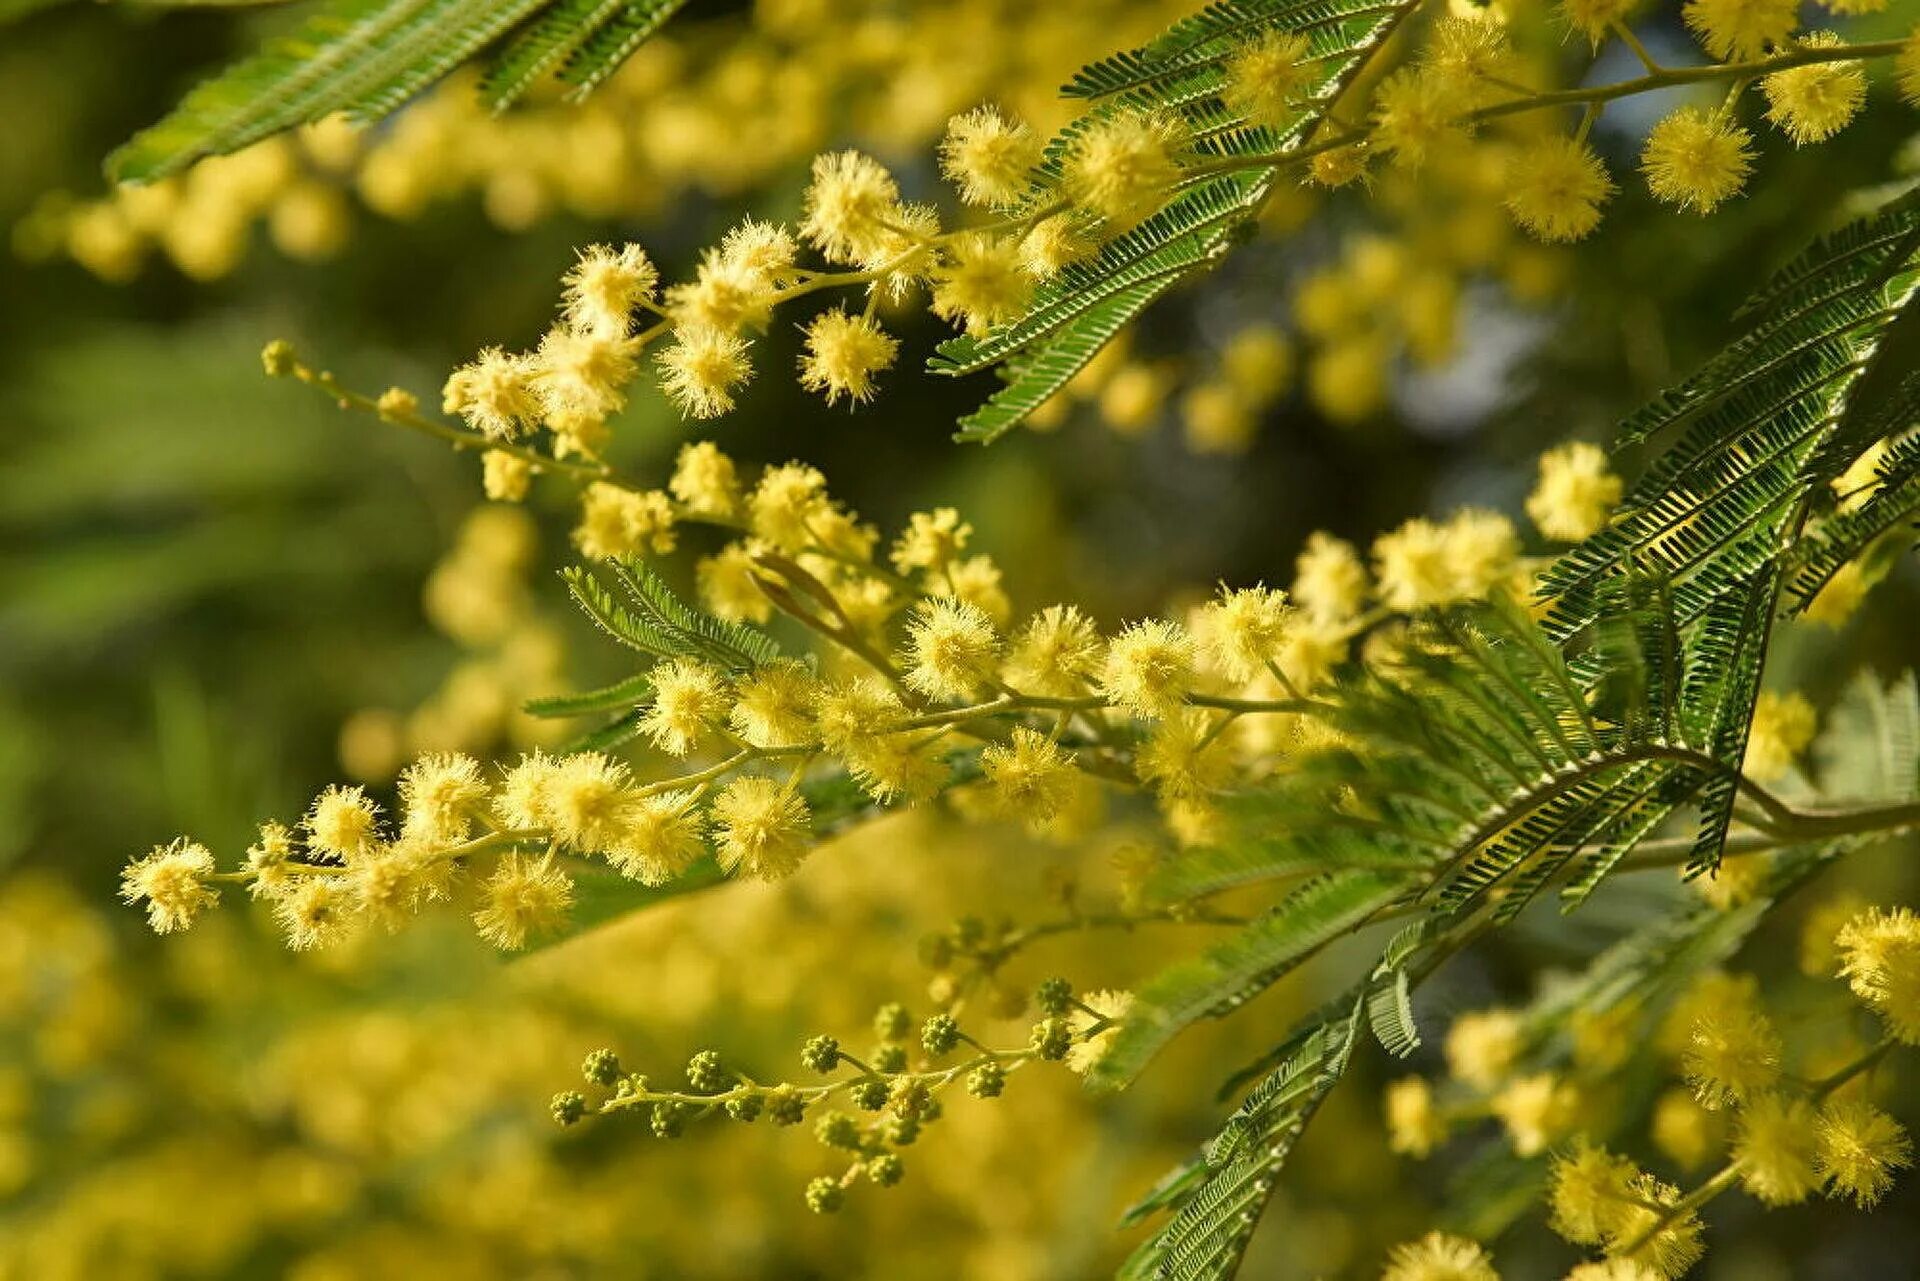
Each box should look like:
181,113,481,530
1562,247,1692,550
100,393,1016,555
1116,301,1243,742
1382,901,1920,1280
126,363,1638,953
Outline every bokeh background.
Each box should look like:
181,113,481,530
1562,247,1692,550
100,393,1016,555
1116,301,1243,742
4,1,1920,1277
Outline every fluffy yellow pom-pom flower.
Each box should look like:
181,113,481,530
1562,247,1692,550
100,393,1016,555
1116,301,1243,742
1505,137,1614,243
1061,109,1190,229
1527,441,1624,540
1733,1094,1821,1205
799,149,900,264
939,105,1042,207
1761,35,1866,144
1683,0,1798,60
930,232,1034,338
981,727,1080,830
120,838,220,935
1100,619,1197,719
1559,0,1640,45
710,776,812,880
798,308,898,406
1816,1099,1913,1206
1379,1231,1500,1281
903,597,1001,701
472,853,573,950
1641,108,1753,214
655,326,753,419
1222,29,1314,130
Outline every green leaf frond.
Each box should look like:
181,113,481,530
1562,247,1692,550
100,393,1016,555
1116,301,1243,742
561,556,781,672
1107,200,1920,1265
106,0,692,183
933,0,1420,442
1539,190,1920,640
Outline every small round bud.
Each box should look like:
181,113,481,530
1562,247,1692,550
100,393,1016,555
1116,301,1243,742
873,1002,912,1041
726,1091,764,1123
375,386,419,420
888,1078,931,1118
801,1034,841,1074
816,1111,862,1149
582,1048,622,1087
550,1091,587,1126
805,1176,845,1214
1030,1017,1072,1061
866,1153,905,1187
852,1079,889,1112
687,1049,726,1092
615,1072,649,1099
922,1014,961,1057
967,1062,1007,1098
1036,977,1073,1016
886,1114,921,1146
920,1095,944,1123
767,1084,806,1126
871,1043,909,1074
651,1100,686,1138
261,339,296,378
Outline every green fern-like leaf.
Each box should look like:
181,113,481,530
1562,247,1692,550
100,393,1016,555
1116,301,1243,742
1119,993,1367,1281
523,670,655,718
1091,869,1413,1090
935,0,1419,441
554,0,690,99
561,558,780,671
109,0,545,182
481,0,630,111
107,0,694,182
1539,193,1920,639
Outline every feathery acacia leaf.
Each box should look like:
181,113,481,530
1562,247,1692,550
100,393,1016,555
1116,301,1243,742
106,0,693,182
562,558,780,671
936,0,1419,441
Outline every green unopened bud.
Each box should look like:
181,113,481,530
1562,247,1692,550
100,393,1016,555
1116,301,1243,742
801,1034,841,1074
888,1078,931,1118
726,1091,764,1122
921,1014,961,1057
886,1113,920,1146
687,1049,726,1092
550,1091,587,1126
651,1100,687,1138
871,1042,908,1073
866,1153,905,1187
767,1084,806,1126
582,1048,622,1087
1030,1017,1071,1061
1036,977,1073,1016
805,1176,845,1214
851,1079,889,1112
967,1061,1006,1098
